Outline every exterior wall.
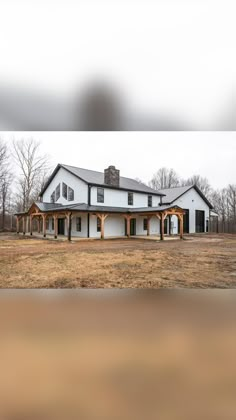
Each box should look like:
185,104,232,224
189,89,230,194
45,214,161,238
42,167,88,204
89,214,125,238
90,186,161,208
71,213,88,238
136,216,160,235
170,188,210,234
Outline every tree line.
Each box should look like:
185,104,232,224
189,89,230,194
0,139,235,233
149,168,236,233
0,138,49,231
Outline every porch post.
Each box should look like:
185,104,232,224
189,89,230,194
67,212,72,241
160,213,164,241
42,214,47,237
125,215,131,238
169,215,172,235
54,214,58,239
179,215,184,239
16,216,20,234
30,215,33,235
147,217,151,236
23,216,26,235
37,217,41,233
96,214,108,239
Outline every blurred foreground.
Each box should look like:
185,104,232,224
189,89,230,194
0,292,236,419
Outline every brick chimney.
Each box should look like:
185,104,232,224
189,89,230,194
104,165,120,187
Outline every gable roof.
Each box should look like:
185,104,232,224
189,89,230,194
40,163,165,197
159,185,213,209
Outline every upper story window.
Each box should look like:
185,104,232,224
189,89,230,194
128,192,133,205
97,188,104,203
55,184,60,201
62,182,68,199
148,195,152,207
68,187,74,201
50,191,55,203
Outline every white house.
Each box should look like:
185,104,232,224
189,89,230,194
15,164,213,240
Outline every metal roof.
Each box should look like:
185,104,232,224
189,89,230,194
16,202,183,215
40,164,165,196
159,185,213,209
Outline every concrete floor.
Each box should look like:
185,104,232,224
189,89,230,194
18,232,182,241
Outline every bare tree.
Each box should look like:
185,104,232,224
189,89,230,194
0,140,12,230
181,175,212,198
149,167,180,190
13,139,50,212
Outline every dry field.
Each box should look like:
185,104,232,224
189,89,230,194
0,233,236,288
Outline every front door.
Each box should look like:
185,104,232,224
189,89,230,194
130,218,136,236
58,218,65,235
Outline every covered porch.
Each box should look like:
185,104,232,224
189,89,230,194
15,203,185,241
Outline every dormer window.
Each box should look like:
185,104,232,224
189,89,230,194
50,191,55,203
62,182,68,199
55,184,60,201
68,187,74,201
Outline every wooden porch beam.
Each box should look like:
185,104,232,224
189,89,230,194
22,216,26,235
160,213,164,241
96,214,108,239
178,214,184,239
30,215,33,236
54,214,58,239
42,214,47,238
147,216,151,236
16,216,20,234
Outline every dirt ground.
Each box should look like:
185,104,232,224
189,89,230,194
0,233,235,288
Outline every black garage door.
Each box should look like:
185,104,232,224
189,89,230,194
195,210,205,233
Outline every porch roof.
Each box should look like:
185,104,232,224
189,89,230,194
15,202,185,216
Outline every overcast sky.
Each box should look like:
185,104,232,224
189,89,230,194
3,131,235,190
0,0,235,129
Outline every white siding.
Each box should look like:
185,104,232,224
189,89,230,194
42,167,88,204
90,186,161,208
170,187,210,234
71,213,88,237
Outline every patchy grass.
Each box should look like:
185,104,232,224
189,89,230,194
0,233,236,288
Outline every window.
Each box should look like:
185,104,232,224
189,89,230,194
50,191,55,203
97,188,104,203
143,218,148,231
76,217,81,232
56,184,60,201
148,195,152,207
97,217,101,232
128,192,133,205
46,218,49,230
68,187,74,201
52,217,54,230
62,182,68,199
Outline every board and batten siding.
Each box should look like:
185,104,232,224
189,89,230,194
170,187,210,234
90,186,160,208
42,167,88,204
